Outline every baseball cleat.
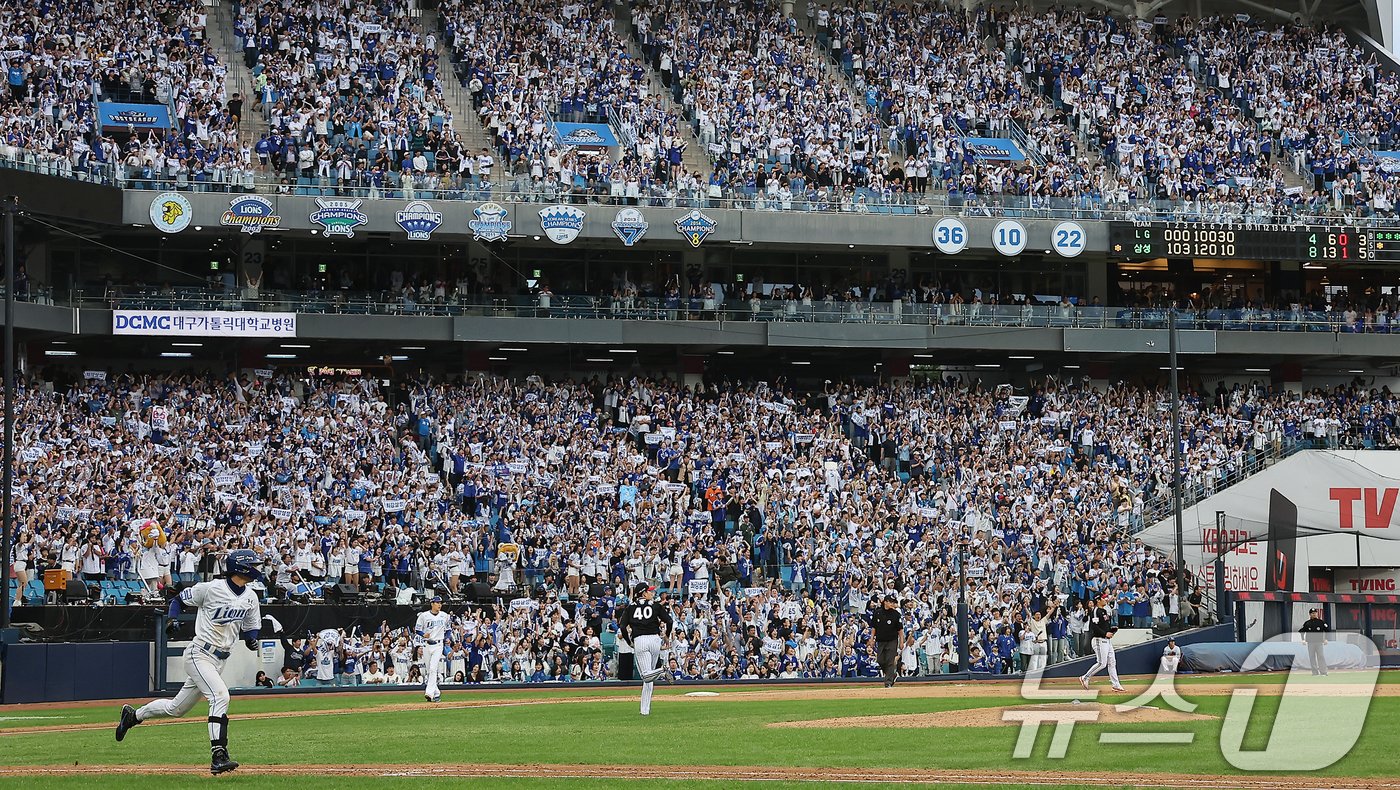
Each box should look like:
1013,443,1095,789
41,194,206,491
115,705,138,742
1079,676,1090,690
1111,685,1126,692
210,747,239,775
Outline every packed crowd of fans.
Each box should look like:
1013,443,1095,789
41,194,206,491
441,0,703,206
1184,15,1400,216
0,0,244,188
231,0,477,194
6,0,1400,219
995,8,1289,214
821,2,1092,204
10,367,1398,682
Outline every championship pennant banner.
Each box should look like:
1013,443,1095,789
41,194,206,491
113,310,298,338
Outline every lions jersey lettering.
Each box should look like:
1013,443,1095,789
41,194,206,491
415,610,451,641
204,606,254,624
179,580,262,651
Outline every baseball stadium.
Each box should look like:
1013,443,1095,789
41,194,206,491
6,0,1400,786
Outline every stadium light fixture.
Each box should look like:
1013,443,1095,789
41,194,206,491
586,358,613,363
281,344,311,349
716,351,735,355
43,350,77,356
402,346,426,351
500,347,528,352
488,357,508,361
792,361,812,366
975,364,999,369
390,355,409,361
913,354,933,359
609,349,637,354
171,342,203,348
1063,365,1080,369
266,353,296,359
1350,370,1365,374
1008,355,1034,360
160,352,192,358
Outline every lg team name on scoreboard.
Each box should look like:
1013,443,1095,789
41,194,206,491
1109,222,1400,262
931,218,1086,257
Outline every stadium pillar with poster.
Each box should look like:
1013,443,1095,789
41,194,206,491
1214,511,1230,625
1,195,16,642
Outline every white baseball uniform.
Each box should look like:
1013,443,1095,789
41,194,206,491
136,579,261,744
1160,644,1181,674
633,634,663,714
415,609,451,701
314,628,341,684
1085,636,1121,687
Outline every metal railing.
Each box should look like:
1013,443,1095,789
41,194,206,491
9,147,1399,227
32,288,1392,333
1137,437,1315,530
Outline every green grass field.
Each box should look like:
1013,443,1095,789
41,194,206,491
1,674,1395,789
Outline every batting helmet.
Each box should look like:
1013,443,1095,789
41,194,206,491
226,548,264,582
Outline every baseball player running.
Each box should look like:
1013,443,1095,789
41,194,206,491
115,548,264,775
617,583,673,715
415,595,450,702
1079,594,1125,691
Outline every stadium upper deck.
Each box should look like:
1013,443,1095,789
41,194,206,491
2,1,1399,225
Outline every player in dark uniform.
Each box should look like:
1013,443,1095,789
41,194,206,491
870,594,903,687
1079,594,1124,691
617,583,673,715
1299,607,1331,676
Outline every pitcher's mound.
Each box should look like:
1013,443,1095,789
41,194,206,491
770,702,1216,729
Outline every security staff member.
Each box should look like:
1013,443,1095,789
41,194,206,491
1299,607,1331,676
870,594,903,688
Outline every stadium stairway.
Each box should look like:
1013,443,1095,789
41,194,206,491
206,0,258,133
419,7,496,155
612,3,716,175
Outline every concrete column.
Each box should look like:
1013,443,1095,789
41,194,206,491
1086,259,1107,305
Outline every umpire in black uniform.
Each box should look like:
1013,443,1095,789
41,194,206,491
1299,607,1331,676
871,594,903,688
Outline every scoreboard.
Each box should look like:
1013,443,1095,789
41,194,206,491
1107,222,1400,262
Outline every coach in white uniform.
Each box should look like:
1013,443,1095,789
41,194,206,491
116,548,265,775
415,595,450,702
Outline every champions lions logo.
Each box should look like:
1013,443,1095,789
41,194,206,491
309,198,369,238
538,204,586,244
611,207,649,246
395,201,443,240
470,202,512,242
220,196,281,235
674,210,717,247
149,192,193,234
